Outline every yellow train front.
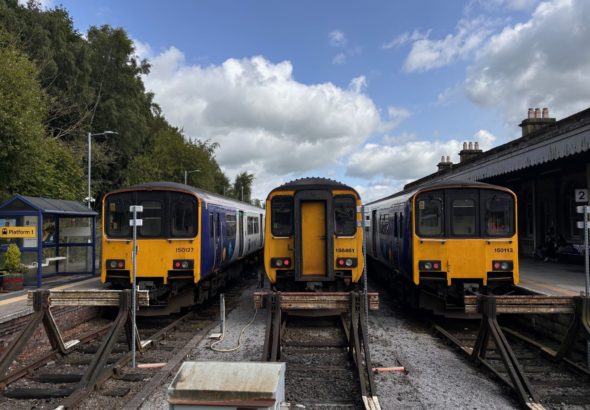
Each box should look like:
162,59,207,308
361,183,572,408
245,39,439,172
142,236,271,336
101,182,264,314
365,181,518,314
264,178,364,291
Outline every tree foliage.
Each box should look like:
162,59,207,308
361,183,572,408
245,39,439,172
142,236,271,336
0,0,253,205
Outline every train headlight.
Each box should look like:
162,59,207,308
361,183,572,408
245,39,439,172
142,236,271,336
336,258,357,268
492,260,513,271
107,260,125,269
271,258,291,268
173,260,194,270
419,260,441,271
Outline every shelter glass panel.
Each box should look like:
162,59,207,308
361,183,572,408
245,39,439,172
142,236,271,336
59,217,91,244
58,246,91,273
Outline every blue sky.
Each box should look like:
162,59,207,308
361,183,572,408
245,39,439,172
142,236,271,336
49,0,590,201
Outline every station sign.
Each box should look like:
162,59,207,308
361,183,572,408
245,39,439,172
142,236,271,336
0,226,36,238
575,189,588,203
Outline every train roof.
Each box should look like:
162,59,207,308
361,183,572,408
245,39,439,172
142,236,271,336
364,179,514,207
267,177,359,198
105,181,264,213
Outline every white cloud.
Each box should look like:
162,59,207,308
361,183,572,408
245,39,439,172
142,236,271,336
403,17,497,72
382,30,429,49
469,0,539,11
142,49,390,199
18,0,53,8
349,76,367,93
333,52,347,65
346,129,497,180
465,0,590,123
329,30,347,47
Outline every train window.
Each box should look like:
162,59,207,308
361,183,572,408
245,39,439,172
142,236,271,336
393,213,398,237
225,214,237,237
399,213,404,238
171,195,197,237
484,194,513,236
106,195,132,237
379,214,389,234
139,201,162,237
334,196,356,236
271,196,293,237
451,199,476,236
416,193,443,236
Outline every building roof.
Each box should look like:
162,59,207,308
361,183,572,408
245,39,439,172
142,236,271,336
0,195,97,216
405,107,590,190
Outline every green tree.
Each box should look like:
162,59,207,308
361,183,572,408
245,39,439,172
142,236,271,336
232,172,254,203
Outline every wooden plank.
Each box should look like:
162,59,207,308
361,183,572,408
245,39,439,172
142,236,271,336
464,295,576,315
27,290,150,307
254,292,379,311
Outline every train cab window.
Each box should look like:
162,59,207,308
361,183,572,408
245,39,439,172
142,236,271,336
271,196,293,237
171,195,197,237
451,199,476,236
484,194,513,236
416,192,443,236
139,201,162,237
334,196,356,236
106,195,132,237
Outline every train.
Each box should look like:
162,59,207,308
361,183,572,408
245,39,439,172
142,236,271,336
264,178,365,292
101,181,264,314
364,180,518,314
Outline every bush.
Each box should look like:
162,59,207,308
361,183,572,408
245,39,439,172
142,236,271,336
4,243,23,273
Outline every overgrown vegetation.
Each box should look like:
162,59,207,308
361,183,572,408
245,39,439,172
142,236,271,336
0,0,256,206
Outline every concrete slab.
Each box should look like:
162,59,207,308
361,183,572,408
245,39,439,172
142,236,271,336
519,257,587,296
168,361,285,407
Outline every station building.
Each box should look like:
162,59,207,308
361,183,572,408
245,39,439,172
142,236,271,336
405,107,590,258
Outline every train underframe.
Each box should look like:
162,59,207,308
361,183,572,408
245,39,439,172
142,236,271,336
367,258,515,318
271,269,357,293
105,253,261,316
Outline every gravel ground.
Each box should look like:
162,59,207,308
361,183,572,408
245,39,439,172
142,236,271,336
139,283,518,409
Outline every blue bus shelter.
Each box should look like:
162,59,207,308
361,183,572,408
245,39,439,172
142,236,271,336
0,195,97,287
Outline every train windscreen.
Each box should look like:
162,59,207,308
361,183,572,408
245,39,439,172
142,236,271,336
271,196,293,237
334,196,356,236
415,188,514,238
105,191,197,238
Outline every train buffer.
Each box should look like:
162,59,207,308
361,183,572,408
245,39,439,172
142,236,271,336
437,294,590,409
0,289,151,394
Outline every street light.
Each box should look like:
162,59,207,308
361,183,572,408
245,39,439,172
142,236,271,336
184,168,201,185
87,131,117,209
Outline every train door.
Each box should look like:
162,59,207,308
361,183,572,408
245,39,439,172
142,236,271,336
293,190,333,281
238,211,244,257
213,212,222,268
301,201,327,276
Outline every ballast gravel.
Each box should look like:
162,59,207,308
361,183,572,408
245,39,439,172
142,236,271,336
140,281,518,409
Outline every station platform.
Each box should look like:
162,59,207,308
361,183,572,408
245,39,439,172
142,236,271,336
0,275,103,324
518,257,588,296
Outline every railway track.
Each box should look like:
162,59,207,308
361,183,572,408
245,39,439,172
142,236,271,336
434,310,590,408
282,314,363,409
0,279,253,409
260,291,380,410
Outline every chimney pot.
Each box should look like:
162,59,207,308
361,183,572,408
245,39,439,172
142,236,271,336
463,142,467,150
534,108,540,118
528,108,533,119
474,141,479,150
446,155,450,163
542,107,548,118
468,142,473,150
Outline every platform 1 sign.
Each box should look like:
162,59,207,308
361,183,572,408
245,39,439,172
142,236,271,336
0,226,36,238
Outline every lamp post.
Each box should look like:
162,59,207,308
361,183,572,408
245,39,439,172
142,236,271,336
87,131,117,209
184,168,201,185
